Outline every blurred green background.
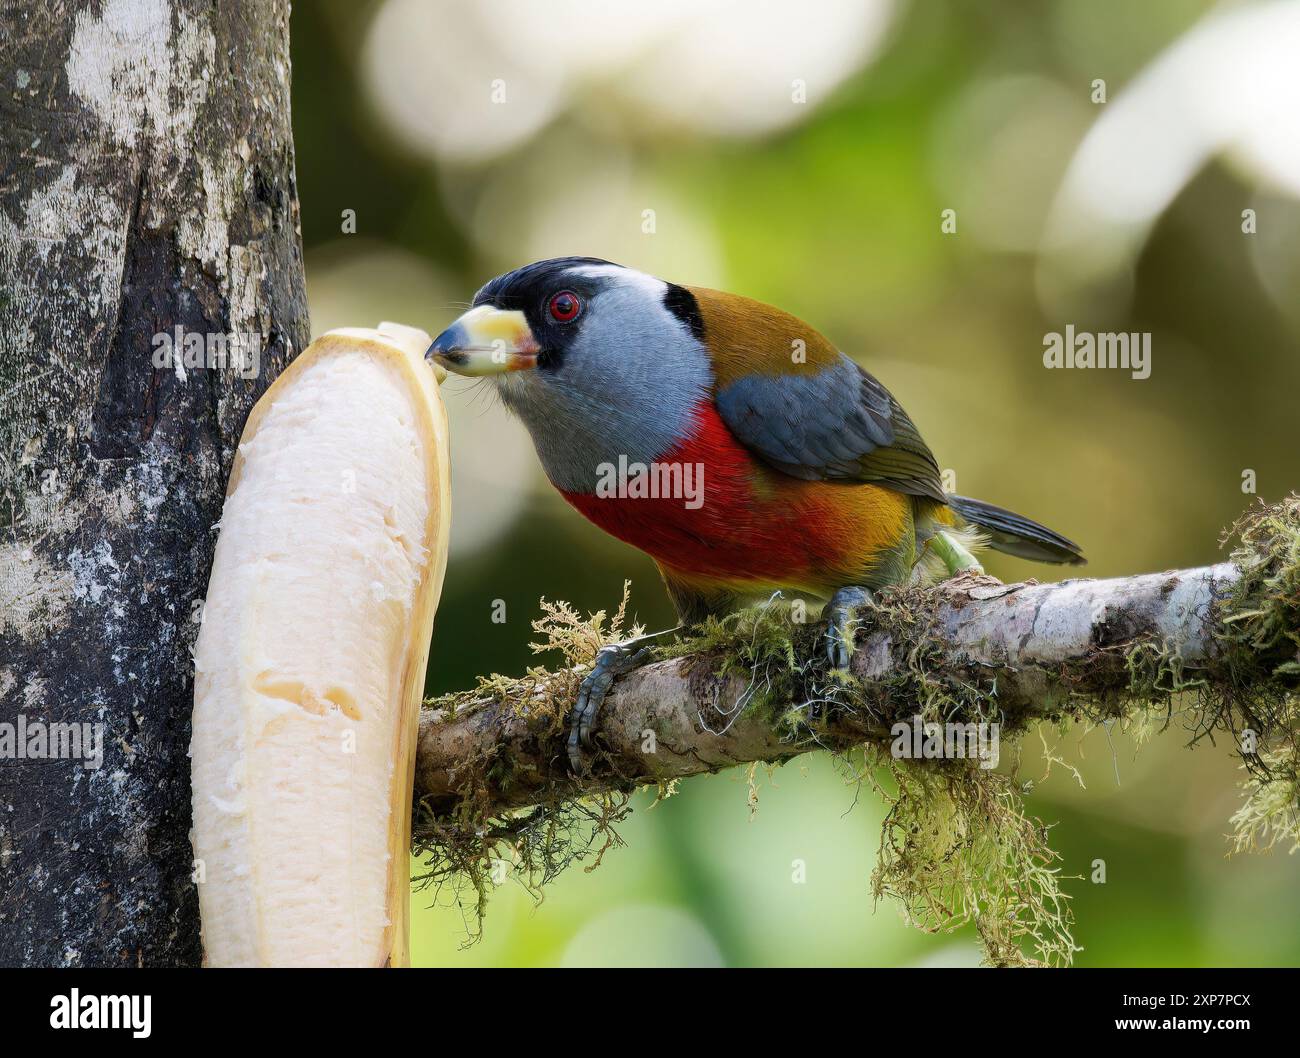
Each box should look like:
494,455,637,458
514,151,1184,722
289,0,1300,966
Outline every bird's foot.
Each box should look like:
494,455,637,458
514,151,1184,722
932,529,985,576
822,585,873,671
568,629,677,772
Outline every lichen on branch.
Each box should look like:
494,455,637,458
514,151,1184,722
412,496,1300,966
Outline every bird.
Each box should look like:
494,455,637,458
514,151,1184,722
427,257,1084,770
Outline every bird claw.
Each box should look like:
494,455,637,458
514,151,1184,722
823,585,873,671
567,639,660,772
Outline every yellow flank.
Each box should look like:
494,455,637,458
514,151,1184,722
663,476,916,604
931,502,959,526
791,477,915,592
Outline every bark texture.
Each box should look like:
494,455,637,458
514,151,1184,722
414,564,1243,819
0,0,307,966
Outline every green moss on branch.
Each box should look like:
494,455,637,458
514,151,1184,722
414,497,1300,967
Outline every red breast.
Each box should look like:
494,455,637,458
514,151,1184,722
560,399,910,596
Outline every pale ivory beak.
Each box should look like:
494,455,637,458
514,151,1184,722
426,305,540,376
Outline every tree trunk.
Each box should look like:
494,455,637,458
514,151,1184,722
0,0,308,967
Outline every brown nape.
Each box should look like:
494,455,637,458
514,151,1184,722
685,285,844,386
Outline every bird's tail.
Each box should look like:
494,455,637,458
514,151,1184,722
946,494,1085,565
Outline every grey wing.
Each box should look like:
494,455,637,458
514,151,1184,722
714,354,946,502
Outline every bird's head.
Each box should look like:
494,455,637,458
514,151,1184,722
427,258,713,490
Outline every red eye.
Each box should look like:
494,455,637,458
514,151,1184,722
548,290,582,322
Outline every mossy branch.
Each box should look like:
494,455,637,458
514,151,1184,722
414,561,1286,814
412,497,1300,965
